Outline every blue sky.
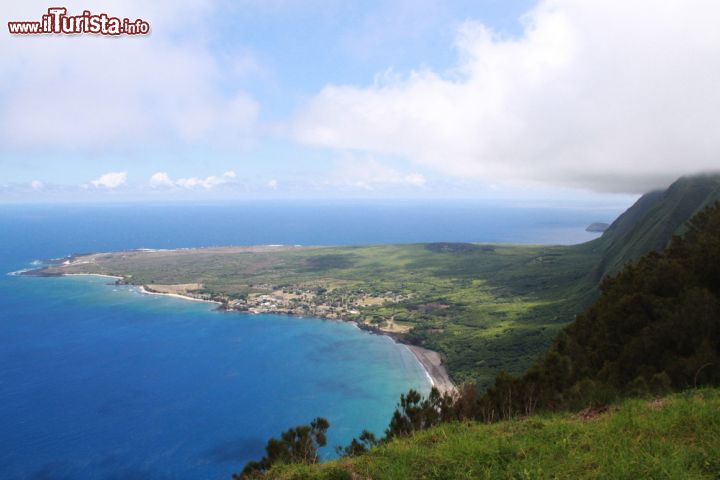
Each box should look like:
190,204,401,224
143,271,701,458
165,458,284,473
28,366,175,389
1,0,718,204
206,1,535,119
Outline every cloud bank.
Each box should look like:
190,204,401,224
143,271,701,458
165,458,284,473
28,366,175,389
149,171,237,189
292,0,720,193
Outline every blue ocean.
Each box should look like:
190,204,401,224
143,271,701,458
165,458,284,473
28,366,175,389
0,201,625,480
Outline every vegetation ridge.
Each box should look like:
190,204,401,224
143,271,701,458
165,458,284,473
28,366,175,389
263,388,720,480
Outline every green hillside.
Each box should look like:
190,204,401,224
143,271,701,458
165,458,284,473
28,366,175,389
475,200,720,418
583,174,720,283
262,389,720,480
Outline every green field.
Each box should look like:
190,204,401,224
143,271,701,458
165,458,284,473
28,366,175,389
263,388,720,479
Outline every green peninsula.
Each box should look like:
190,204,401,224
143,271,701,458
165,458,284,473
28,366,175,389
32,175,720,389
37,242,596,388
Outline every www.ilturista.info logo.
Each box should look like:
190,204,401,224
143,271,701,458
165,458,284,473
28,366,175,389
8,8,150,36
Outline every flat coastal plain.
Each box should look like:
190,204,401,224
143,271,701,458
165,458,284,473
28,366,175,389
31,242,599,389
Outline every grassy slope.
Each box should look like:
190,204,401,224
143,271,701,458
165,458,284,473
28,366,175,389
267,389,720,480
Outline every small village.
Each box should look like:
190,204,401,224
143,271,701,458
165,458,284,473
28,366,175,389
216,285,412,334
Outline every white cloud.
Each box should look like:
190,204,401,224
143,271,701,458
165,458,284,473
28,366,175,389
91,172,127,189
0,1,259,150
404,173,426,187
149,172,174,187
292,0,720,193
267,179,279,189
30,180,44,190
149,170,237,189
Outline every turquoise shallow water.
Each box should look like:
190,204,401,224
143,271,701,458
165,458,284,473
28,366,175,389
0,202,622,479
1,274,429,480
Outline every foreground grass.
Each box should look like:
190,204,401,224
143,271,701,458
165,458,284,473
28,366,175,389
266,389,720,479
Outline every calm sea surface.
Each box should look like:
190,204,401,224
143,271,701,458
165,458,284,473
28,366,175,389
0,202,623,479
